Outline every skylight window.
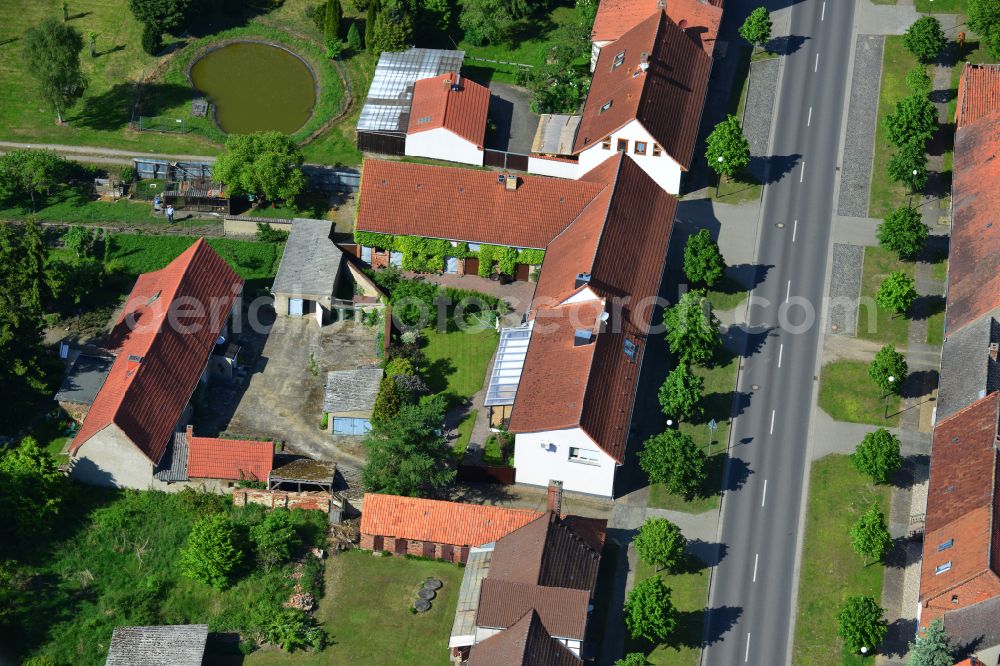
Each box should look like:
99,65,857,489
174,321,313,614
416,115,432,124
624,339,637,361
937,539,954,551
600,100,613,113
935,561,952,575
612,51,626,69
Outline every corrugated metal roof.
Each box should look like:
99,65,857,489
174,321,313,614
357,48,465,135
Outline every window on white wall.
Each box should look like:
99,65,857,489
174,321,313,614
568,447,600,464
634,141,647,155
652,144,662,157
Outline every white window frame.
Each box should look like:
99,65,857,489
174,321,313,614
568,447,601,465
935,561,952,575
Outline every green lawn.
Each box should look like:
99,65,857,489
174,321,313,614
11,487,327,665
870,36,921,218
624,555,711,665
792,455,891,666
707,276,749,312
648,347,738,513
105,233,282,279
927,308,945,346
818,360,901,426
247,550,463,666
0,187,178,225
422,322,499,401
915,0,966,12
711,173,763,205
857,246,914,347
452,410,477,460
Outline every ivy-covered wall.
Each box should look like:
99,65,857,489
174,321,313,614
353,230,545,277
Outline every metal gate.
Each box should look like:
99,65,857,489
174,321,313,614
483,150,529,171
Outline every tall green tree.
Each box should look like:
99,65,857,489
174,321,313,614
663,290,721,367
837,595,888,655
706,115,751,178
739,7,772,48
459,0,517,46
250,508,299,572
62,226,97,258
658,364,704,421
851,503,892,565
903,16,947,63
869,344,908,395
362,394,455,496
877,206,928,260
887,141,928,193
0,149,69,211
876,270,917,316
634,517,688,573
365,0,379,51
347,21,363,51
968,0,1000,58
683,229,726,287
852,428,903,485
884,94,937,148
624,576,678,642
179,513,244,589
324,0,343,46
21,19,87,123
640,430,706,500
212,132,306,203
0,437,67,556
907,619,953,666
128,0,191,33
370,4,414,52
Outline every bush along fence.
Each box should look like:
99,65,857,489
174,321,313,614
354,230,544,279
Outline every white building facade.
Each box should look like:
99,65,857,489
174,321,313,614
405,127,484,166
577,119,683,194
513,427,618,498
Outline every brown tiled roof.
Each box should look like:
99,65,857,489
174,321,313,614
407,73,491,147
591,0,723,56
573,10,713,169
920,392,1000,603
475,579,591,640
71,239,243,463
467,610,582,665
509,155,677,462
355,159,608,249
947,110,1000,334
187,435,273,481
359,493,542,547
488,512,605,591
956,64,1000,129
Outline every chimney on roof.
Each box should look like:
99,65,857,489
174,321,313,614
451,73,461,91
639,52,650,72
504,174,518,191
991,342,998,361
575,272,591,289
547,480,563,514
574,328,594,346
657,0,666,8
186,424,194,442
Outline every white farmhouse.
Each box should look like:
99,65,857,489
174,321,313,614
404,72,490,166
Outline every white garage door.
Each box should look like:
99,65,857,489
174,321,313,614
288,298,304,316
332,417,372,435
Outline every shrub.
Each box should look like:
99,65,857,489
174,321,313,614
179,513,243,589
250,508,299,571
372,375,403,422
385,357,415,377
903,16,947,64
256,222,289,243
319,412,329,430
140,23,162,55
266,607,327,652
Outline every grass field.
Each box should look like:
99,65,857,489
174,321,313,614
624,555,711,665
857,246,914,347
247,550,463,666
422,321,499,400
792,455,891,666
870,36,921,219
819,360,901,427
915,0,966,12
707,276,750,312
11,487,327,665
105,233,282,280
648,347,739,513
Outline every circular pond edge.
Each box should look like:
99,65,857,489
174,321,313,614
185,38,320,136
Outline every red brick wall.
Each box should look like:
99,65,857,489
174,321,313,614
233,489,333,513
359,532,468,563
372,250,390,270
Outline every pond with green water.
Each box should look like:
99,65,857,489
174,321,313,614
190,42,316,135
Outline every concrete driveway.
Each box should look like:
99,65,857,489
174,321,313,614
202,309,379,472
485,82,539,155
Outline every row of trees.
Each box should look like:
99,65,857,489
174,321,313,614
620,517,689,650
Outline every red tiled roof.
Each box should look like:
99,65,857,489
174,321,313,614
920,392,1000,603
359,493,543,547
468,609,582,665
946,109,1000,334
71,239,243,463
591,0,723,56
573,10,713,169
355,159,609,249
407,73,490,147
956,64,1000,129
187,434,273,481
509,155,677,462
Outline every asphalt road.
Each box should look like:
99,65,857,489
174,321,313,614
702,0,857,664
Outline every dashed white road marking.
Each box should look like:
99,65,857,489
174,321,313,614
793,219,798,242
815,53,820,72
807,106,813,126
800,161,806,183
770,409,776,434
778,343,784,368
753,553,759,581
762,479,768,507
786,280,791,303
821,1,826,20
745,633,752,662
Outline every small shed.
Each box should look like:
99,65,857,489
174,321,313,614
105,624,208,666
271,218,344,325
269,456,337,492
323,368,383,435
55,351,115,423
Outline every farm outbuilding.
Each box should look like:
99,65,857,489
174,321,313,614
322,368,383,436
271,218,344,325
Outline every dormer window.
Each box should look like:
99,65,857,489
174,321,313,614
612,51,626,69
600,100,613,113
